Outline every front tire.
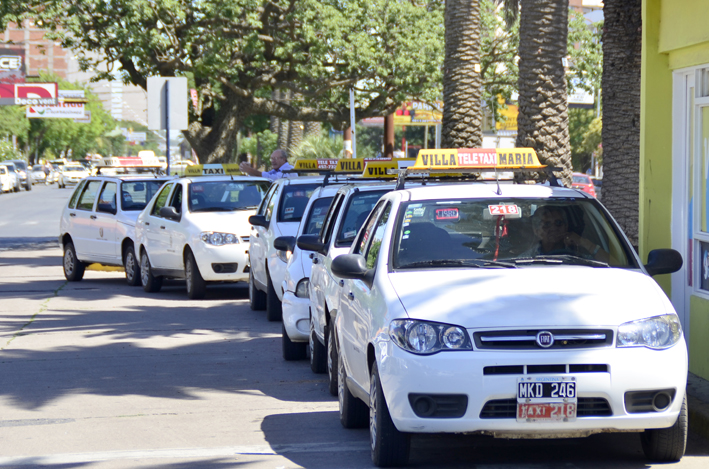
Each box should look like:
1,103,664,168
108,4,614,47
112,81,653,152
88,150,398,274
266,273,282,322
282,323,307,360
63,242,85,281
327,322,338,396
185,250,206,299
140,250,163,293
123,245,141,286
249,269,266,310
640,394,687,462
338,331,368,429
310,321,327,374
370,362,410,467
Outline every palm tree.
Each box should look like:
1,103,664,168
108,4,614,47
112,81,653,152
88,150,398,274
442,0,483,148
601,0,641,248
500,0,572,185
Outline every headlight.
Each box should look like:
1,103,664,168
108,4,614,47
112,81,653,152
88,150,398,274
200,232,240,246
617,314,682,350
277,249,292,263
295,278,309,298
389,319,472,355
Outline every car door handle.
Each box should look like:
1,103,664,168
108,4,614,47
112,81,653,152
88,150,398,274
145,222,150,226
348,292,355,301
254,233,259,238
160,226,166,229
339,280,344,287
90,215,97,220
69,213,76,217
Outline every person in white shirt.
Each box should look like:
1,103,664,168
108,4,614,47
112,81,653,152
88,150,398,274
239,149,295,180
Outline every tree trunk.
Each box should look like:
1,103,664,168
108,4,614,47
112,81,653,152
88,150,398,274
516,0,572,186
304,121,321,137
270,90,280,135
442,0,483,148
602,0,641,248
288,120,304,155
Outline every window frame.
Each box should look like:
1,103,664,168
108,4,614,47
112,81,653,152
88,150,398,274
76,180,103,212
96,181,118,215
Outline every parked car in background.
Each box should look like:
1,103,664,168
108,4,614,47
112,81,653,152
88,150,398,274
0,162,21,192
31,165,47,184
8,160,32,190
571,172,597,198
169,160,195,176
58,163,91,188
591,177,602,199
0,165,13,193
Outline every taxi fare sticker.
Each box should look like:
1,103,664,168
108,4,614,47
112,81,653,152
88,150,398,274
435,207,459,221
488,204,519,215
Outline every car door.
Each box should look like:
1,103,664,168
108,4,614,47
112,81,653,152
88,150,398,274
340,201,391,388
163,183,186,270
251,182,279,288
92,181,119,263
143,183,174,268
70,180,104,261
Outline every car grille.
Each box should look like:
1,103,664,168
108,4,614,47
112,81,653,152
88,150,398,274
483,364,608,375
480,398,612,419
474,329,613,350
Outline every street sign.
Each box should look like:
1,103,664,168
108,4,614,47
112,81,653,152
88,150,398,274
147,77,188,130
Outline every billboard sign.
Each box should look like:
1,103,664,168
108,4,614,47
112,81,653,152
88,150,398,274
0,48,25,85
27,102,85,119
15,83,58,105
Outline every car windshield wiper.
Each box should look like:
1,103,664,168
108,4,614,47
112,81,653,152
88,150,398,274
398,260,483,269
513,255,609,268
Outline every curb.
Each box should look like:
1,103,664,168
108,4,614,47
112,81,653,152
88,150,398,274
687,373,709,441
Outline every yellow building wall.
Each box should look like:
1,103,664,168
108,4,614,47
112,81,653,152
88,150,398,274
659,0,709,54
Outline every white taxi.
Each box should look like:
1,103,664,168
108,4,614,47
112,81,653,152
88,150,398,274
58,163,90,188
330,149,687,466
135,166,270,299
0,165,12,193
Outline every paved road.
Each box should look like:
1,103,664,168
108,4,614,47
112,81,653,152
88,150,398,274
1,183,708,468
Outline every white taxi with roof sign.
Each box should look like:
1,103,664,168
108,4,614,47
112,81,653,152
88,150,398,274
135,165,270,299
329,148,687,467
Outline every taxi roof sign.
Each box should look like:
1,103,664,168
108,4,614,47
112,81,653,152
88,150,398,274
184,164,242,176
410,148,545,172
362,159,416,178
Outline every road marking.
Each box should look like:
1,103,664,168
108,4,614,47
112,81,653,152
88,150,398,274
0,442,370,465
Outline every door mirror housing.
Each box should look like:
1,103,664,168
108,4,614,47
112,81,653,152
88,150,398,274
274,236,296,252
159,206,181,222
297,234,326,254
249,214,268,228
331,254,370,281
644,249,683,276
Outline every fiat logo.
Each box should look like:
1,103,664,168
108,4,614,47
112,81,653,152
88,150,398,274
536,331,554,348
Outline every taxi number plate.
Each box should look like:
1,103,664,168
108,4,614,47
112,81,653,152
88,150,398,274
517,403,577,422
516,377,577,422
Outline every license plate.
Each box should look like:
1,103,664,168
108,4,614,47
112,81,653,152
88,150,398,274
517,376,577,422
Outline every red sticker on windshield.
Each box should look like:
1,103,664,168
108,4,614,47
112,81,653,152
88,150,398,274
488,204,519,215
435,208,459,220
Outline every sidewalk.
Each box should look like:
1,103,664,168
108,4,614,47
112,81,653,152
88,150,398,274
687,372,709,440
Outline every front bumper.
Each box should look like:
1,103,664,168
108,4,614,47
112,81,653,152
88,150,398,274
63,177,83,185
191,240,250,282
376,339,688,435
282,290,310,342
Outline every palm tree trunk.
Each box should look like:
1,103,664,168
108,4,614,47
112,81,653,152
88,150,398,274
516,0,572,186
601,0,641,248
442,0,483,148
304,121,321,137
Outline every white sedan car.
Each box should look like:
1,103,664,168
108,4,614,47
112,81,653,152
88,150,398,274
135,174,270,299
58,163,90,188
331,181,687,466
0,165,13,193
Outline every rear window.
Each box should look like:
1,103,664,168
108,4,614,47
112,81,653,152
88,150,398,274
335,190,388,246
121,180,170,211
277,184,321,222
572,175,590,184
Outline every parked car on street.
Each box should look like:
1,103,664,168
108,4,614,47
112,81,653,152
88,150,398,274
8,160,32,190
0,165,13,193
31,165,47,184
0,162,21,192
571,172,597,198
58,163,91,188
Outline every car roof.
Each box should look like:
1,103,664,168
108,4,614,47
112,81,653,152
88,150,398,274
181,175,270,183
87,175,172,182
400,181,591,201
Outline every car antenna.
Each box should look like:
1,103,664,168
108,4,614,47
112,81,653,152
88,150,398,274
495,170,502,195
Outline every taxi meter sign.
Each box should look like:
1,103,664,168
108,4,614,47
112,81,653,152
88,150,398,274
293,159,339,171
411,148,545,171
184,164,242,176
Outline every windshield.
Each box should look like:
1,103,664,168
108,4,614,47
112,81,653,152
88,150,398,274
121,180,169,211
336,190,388,246
303,196,333,235
277,184,321,222
393,199,637,270
188,180,270,212
64,165,86,172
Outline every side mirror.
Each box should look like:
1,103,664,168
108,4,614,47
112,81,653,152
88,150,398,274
331,254,370,280
159,206,181,222
249,214,268,228
297,234,326,254
97,203,117,215
645,249,683,276
274,236,296,252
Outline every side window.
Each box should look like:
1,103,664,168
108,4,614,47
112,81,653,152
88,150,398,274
363,203,391,269
320,194,345,245
68,180,88,209
96,182,118,214
258,183,277,216
151,183,173,216
76,180,103,211
264,185,280,223
354,200,387,255
170,184,183,213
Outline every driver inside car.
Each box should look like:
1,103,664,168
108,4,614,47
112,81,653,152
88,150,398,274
522,206,609,262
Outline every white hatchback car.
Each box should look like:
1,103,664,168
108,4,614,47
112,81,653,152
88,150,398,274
0,165,13,193
59,175,171,283
135,174,270,299
330,169,686,466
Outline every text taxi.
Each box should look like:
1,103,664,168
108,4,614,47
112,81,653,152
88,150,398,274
328,148,687,467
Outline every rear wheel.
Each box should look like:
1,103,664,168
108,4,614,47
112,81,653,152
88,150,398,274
370,362,410,467
140,250,162,293
249,270,266,310
338,331,368,429
282,324,307,360
266,273,282,322
63,242,85,281
310,321,327,374
123,245,141,286
641,394,687,462
185,250,206,299
25,182,32,191
327,323,338,396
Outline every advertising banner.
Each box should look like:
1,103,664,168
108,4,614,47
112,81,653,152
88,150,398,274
0,48,25,86
27,102,85,119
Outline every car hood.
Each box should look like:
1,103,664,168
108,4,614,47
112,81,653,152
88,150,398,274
387,267,675,329
187,209,256,235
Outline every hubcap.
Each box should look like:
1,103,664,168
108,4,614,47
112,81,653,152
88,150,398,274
141,254,150,285
370,377,377,450
186,260,192,292
338,349,345,411
64,249,74,274
125,252,135,280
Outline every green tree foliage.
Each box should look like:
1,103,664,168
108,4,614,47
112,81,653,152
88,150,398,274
0,106,30,143
289,133,346,161
567,12,602,95
239,130,278,169
481,0,519,121
6,0,445,163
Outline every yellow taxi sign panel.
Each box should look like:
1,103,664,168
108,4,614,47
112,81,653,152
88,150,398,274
293,159,339,171
185,164,242,176
362,159,417,178
412,148,544,170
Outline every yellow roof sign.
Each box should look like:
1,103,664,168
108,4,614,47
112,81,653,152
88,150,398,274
184,164,242,176
362,159,417,178
293,159,339,171
411,148,544,171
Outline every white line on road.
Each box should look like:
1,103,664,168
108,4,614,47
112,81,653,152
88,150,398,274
0,442,370,466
